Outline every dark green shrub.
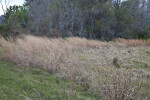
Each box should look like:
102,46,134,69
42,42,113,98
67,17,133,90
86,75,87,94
113,57,120,68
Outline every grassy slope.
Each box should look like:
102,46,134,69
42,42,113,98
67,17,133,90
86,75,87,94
68,47,150,99
0,61,98,100
0,36,150,99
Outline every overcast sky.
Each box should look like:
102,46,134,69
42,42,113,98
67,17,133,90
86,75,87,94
0,0,25,15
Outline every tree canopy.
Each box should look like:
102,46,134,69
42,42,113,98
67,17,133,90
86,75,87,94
0,0,150,40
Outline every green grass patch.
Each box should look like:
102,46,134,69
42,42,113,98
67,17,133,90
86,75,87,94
0,61,99,100
133,61,149,70
78,56,87,61
145,51,150,55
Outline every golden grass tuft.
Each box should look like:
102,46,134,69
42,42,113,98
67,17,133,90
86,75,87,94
115,38,150,47
0,35,106,71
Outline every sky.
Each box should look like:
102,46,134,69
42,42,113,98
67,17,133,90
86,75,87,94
0,0,25,15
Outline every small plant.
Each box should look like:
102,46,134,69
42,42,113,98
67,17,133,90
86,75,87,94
71,68,76,92
113,57,120,68
128,50,131,53
40,67,46,82
144,63,148,68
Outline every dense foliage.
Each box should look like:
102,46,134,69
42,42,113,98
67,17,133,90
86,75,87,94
1,0,150,40
0,4,30,37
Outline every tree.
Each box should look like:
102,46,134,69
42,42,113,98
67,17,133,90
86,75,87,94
0,4,30,37
26,0,115,40
1,0,149,39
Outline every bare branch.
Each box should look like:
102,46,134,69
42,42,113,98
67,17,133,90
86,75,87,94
0,0,6,15
0,0,9,15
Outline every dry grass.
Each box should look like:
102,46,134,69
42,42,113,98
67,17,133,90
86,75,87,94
0,35,150,100
0,35,106,70
59,50,150,100
115,38,150,47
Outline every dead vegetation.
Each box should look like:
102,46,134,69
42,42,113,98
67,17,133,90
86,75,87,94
115,38,150,47
0,35,150,100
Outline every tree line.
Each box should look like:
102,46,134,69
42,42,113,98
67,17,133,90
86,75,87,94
0,0,150,40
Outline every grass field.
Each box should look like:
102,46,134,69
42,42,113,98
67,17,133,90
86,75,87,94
0,35,150,100
0,61,99,100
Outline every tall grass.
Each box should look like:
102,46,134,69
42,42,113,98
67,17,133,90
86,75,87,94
0,35,106,70
115,38,150,47
0,35,149,99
